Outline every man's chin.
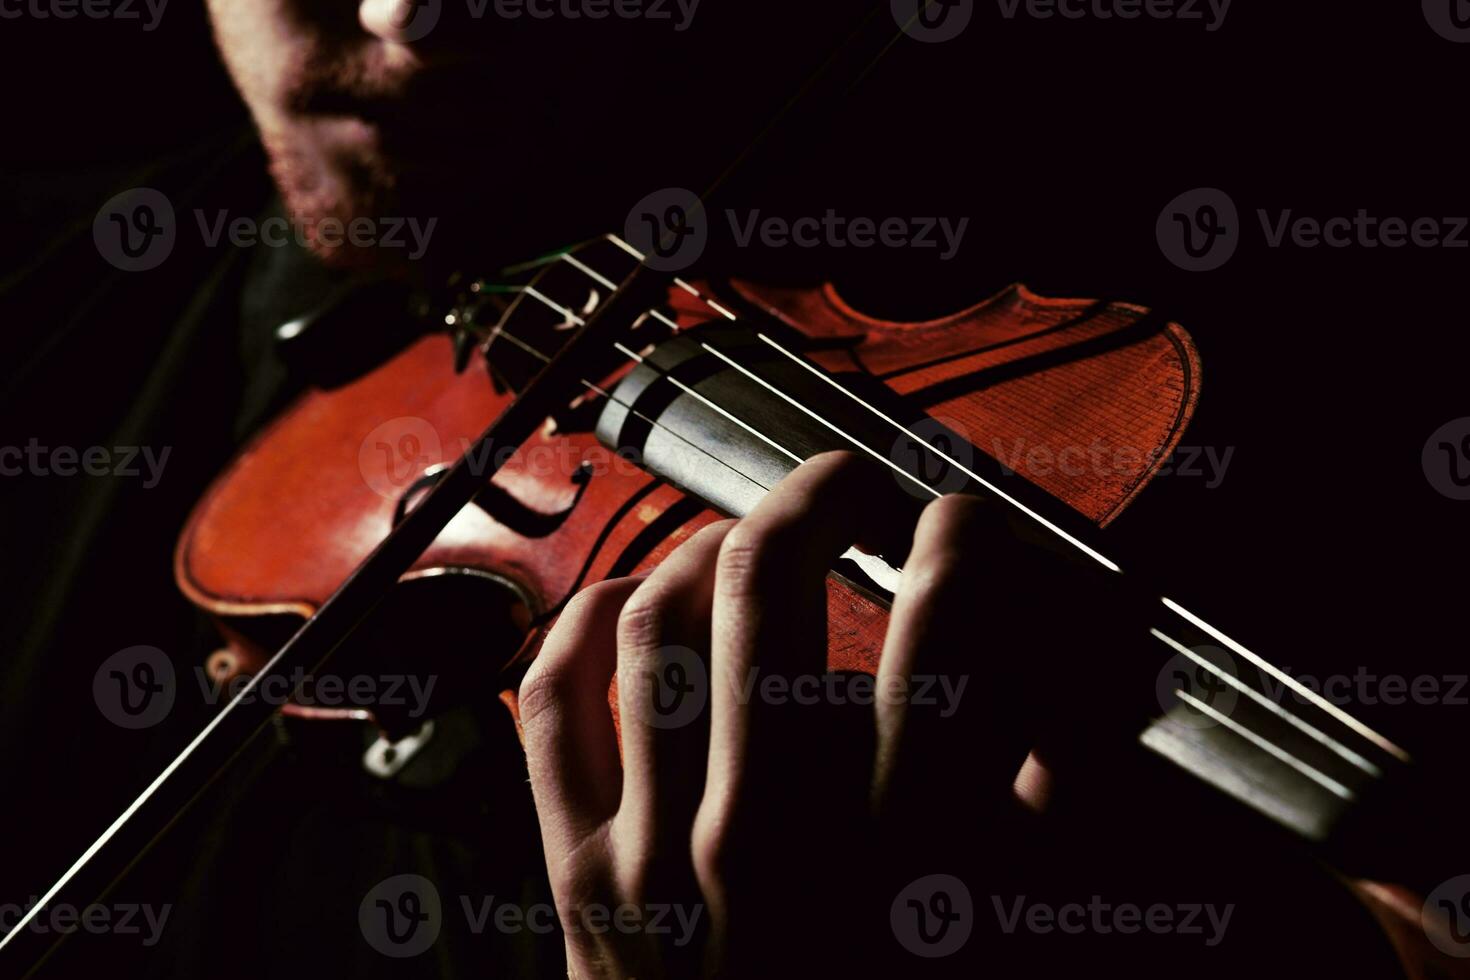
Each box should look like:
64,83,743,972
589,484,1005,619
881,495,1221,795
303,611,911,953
258,111,615,278
265,124,424,275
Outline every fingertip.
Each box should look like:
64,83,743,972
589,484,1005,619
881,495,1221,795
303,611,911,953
522,577,643,725
920,491,990,527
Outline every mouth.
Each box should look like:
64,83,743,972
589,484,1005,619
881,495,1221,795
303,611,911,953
288,57,501,135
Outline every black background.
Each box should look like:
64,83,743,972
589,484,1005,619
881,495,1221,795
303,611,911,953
1,1,1466,976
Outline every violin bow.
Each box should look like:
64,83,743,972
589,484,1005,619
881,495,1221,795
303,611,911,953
0,4,915,973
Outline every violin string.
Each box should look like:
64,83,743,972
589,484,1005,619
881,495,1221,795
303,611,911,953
482,282,898,586
1162,598,1409,762
517,284,920,485
1149,629,1381,776
474,290,787,499
529,237,1410,764
682,274,1405,759
467,236,1409,768
1172,689,1354,800
498,283,810,470
509,263,1389,795
503,286,897,581
595,237,1119,571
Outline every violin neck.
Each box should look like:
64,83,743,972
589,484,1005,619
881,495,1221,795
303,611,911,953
588,308,1435,895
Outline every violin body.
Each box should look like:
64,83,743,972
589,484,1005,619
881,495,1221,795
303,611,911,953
175,257,1199,736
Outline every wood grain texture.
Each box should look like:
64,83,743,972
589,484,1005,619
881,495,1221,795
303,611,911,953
175,278,1199,720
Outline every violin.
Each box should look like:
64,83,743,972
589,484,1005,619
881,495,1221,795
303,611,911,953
192,224,1449,840
6,228,1457,973
177,235,1202,744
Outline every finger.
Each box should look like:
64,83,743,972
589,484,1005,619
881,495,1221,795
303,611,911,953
690,452,905,969
872,494,1034,833
703,452,893,791
520,577,643,878
613,520,734,866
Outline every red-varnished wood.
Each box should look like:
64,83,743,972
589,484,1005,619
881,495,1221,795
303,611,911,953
175,280,1198,718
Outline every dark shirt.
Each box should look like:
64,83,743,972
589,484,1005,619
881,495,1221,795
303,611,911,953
0,131,556,978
